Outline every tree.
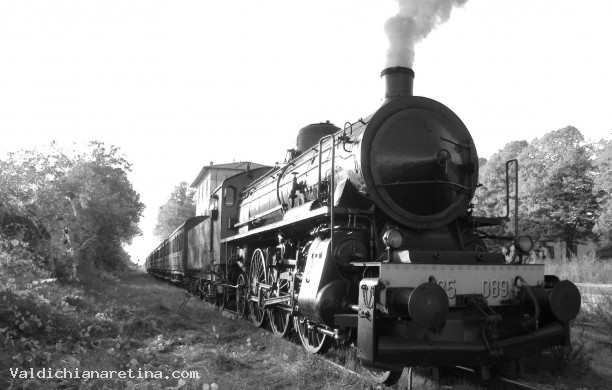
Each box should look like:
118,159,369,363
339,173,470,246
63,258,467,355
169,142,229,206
0,141,144,276
475,128,600,260
62,142,145,270
0,143,77,275
592,139,612,245
153,182,196,239
517,127,599,259
476,140,529,232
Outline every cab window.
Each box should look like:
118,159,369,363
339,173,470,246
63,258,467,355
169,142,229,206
224,186,236,207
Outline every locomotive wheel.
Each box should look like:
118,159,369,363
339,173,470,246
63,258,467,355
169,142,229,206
236,273,248,318
220,283,228,311
196,279,203,299
267,270,292,338
220,268,234,311
293,316,332,354
192,279,200,297
249,249,267,327
214,268,224,307
187,278,195,295
366,369,402,386
206,281,217,305
196,279,206,299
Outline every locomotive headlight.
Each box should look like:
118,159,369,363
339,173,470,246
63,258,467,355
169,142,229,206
515,235,533,253
383,228,404,249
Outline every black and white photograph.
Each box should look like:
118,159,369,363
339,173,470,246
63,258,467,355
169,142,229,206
1,1,611,389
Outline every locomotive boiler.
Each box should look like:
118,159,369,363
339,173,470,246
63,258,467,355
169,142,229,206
147,67,581,385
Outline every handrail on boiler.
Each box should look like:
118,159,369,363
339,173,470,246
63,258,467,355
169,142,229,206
505,159,519,238
317,134,336,252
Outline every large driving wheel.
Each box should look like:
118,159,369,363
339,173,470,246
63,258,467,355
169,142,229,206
220,267,234,311
213,268,224,307
236,273,248,318
293,316,331,354
197,279,206,300
220,281,229,311
249,249,267,327
267,269,292,337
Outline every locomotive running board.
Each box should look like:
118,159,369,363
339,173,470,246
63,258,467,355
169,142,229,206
221,206,371,245
233,205,284,229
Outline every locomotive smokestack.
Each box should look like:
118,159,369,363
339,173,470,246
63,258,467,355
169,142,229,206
381,66,414,103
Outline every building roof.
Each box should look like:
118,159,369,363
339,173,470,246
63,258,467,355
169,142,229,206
190,161,270,187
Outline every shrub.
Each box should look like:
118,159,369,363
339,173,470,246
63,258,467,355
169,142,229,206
543,253,612,283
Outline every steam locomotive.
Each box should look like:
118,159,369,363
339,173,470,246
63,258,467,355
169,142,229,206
145,67,581,385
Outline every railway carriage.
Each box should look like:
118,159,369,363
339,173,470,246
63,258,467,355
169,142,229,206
144,243,165,277
146,216,206,282
146,67,581,385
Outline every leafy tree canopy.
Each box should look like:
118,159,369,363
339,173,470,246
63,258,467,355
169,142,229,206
518,127,598,258
593,138,612,244
476,140,529,225
476,127,600,259
0,141,144,277
153,182,196,240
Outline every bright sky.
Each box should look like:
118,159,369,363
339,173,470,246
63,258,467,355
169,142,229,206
1,1,611,263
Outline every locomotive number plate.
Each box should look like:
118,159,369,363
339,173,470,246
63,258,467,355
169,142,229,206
437,279,457,299
380,263,545,306
437,279,511,300
482,279,511,299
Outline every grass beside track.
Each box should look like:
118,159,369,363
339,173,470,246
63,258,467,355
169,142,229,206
1,264,611,389
1,267,376,389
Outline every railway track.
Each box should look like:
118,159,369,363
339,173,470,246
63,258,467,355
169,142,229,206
171,277,612,389
322,359,544,390
219,301,546,390
177,279,610,389
450,366,542,390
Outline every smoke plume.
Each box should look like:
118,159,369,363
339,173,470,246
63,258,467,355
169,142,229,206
385,0,469,68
